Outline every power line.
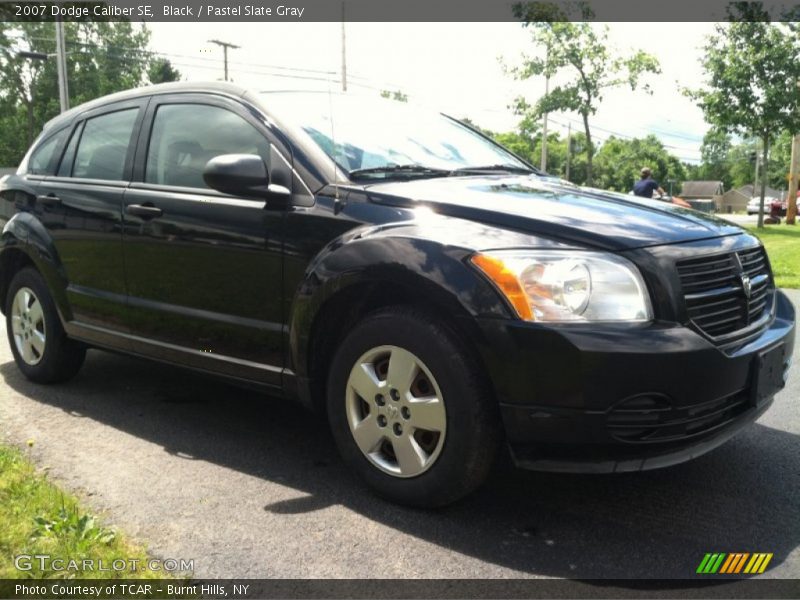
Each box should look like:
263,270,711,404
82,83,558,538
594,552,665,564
22,35,366,80
8,33,707,158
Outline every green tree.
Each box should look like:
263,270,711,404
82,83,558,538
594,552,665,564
492,131,537,164
506,15,659,186
698,128,733,188
148,58,181,84
767,130,792,192
379,90,408,102
689,16,800,226
593,135,686,193
727,140,758,190
0,21,155,166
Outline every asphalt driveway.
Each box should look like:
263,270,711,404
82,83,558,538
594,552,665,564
0,291,798,580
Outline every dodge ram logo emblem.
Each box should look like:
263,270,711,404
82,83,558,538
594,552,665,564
741,274,752,299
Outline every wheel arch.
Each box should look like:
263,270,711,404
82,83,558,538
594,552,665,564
1,212,71,321
289,235,510,413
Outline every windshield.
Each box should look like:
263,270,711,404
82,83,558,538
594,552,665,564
261,92,531,179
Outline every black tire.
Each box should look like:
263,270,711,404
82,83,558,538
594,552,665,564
326,306,501,507
5,267,85,383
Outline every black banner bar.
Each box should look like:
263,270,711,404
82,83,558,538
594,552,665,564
2,578,800,600
1,0,800,22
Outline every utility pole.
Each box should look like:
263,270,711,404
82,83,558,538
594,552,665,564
54,16,69,112
208,39,240,82
340,2,347,92
787,133,800,225
540,60,549,171
565,121,572,181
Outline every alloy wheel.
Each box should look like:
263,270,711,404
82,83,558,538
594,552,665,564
345,345,446,478
11,287,46,366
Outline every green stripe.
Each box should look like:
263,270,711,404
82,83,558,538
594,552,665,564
697,554,713,574
703,553,719,573
710,553,727,573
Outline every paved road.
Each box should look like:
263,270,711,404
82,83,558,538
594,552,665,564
1,293,798,580
719,213,759,226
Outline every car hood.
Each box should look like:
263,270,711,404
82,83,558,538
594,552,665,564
364,175,743,251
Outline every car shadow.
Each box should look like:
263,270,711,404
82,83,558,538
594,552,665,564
1,352,798,581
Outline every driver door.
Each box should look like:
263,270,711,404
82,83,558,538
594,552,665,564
122,94,287,387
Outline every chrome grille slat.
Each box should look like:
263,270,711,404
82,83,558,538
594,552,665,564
676,247,773,341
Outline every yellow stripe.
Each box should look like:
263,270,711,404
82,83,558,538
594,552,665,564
744,554,760,574
734,553,750,574
720,554,736,574
750,554,766,573
757,553,773,574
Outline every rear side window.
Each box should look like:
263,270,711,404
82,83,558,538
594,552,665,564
145,104,270,190
72,109,138,181
56,122,84,177
28,128,68,175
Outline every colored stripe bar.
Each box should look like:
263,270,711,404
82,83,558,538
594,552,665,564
710,553,726,573
697,554,713,574
758,554,773,574
719,554,736,574
734,553,750,574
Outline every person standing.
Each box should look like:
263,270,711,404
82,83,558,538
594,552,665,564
633,167,666,198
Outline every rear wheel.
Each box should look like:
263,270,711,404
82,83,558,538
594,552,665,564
327,307,500,507
5,268,85,383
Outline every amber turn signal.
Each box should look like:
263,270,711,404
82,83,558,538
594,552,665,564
470,254,533,321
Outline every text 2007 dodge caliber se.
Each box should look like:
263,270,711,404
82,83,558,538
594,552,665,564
0,83,795,506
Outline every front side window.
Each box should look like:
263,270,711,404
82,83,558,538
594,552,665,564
145,104,270,190
28,128,68,175
72,109,138,181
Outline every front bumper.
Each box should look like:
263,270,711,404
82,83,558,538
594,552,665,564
475,290,795,473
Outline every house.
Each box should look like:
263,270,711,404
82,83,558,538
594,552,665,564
679,180,725,200
719,188,750,213
736,184,784,200
679,180,724,212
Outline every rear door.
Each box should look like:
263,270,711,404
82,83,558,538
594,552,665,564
36,99,146,340
122,93,288,386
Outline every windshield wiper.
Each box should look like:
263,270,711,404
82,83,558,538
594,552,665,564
349,164,450,179
348,163,538,181
448,164,537,175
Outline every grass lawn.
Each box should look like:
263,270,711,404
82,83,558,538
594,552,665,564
0,444,165,579
745,224,800,289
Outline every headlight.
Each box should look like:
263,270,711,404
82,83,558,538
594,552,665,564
471,250,652,322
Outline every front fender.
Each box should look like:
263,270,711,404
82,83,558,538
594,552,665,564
1,211,72,321
289,230,512,382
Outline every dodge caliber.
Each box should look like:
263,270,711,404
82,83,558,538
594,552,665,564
0,83,794,506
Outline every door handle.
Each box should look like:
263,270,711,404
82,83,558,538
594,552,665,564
126,204,163,219
36,194,61,206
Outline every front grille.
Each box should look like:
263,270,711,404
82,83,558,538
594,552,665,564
677,246,773,340
607,392,750,443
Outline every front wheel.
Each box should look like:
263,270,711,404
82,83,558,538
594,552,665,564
326,307,500,507
5,268,85,383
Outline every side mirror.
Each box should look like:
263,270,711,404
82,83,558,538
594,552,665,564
203,154,270,198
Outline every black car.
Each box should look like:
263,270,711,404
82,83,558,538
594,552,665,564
0,83,794,507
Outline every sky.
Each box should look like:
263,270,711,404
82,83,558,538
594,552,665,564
147,22,718,163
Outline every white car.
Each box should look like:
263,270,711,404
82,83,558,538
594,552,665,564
747,196,777,214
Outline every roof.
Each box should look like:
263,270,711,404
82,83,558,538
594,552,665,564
44,81,250,131
736,184,784,199
722,188,749,200
679,181,724,197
